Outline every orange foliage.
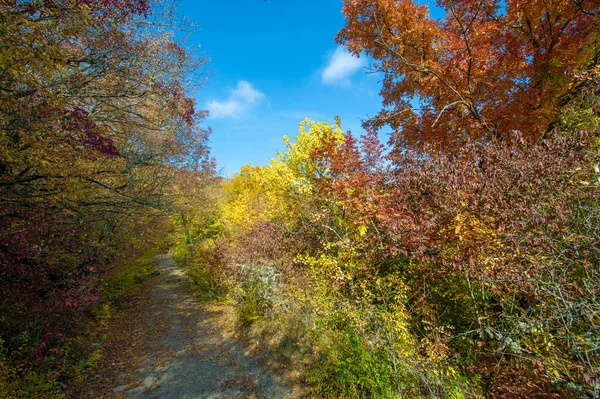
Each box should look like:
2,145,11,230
338,0,599,146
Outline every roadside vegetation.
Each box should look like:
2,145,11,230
2,0,600,398
175,1,600,398
0,0,213,396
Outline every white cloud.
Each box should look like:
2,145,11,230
206,81,265,119
321,46,366,86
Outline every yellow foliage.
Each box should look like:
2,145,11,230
276,118,344,193
357,225,368,237
220,163,291,233
220,118,345,234
451,210,499,247
441,209,503,269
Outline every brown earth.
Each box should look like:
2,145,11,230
67,255,304,399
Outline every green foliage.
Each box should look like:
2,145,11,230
0,248,159,399
79,349,102,370
171,236,228,303
0,367,65,399
308,315,400,399
0,0,212,394
188,266,224,303
99,252,158,307
557,66,600,138
0,338,64,399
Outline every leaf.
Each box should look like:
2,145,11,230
357,225,367,237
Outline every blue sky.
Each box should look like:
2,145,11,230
179,0,437,176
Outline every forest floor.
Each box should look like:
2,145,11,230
68,255,304,399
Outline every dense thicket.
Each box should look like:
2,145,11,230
176,1,600,398
0,0,213,395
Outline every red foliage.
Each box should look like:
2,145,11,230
74,0,150,19
0,204,102,356
314,127,600,396
65,107,120,158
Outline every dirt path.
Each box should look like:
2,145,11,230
71,255,303,399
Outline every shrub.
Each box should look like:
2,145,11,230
232,263,281,326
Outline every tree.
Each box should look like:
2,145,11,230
0,0,213,380
338,0,599,147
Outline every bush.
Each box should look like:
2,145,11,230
232,263,281,326
309,317,400,399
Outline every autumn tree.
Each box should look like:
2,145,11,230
338,0,599,147
0,0,213,390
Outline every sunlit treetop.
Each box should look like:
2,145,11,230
338,0,599,147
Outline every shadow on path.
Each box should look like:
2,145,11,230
118,255,298,399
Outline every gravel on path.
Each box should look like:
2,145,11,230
70,255,303,399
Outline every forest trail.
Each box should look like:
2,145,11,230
71,255,302,399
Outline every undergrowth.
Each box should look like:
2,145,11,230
0,252,160,399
